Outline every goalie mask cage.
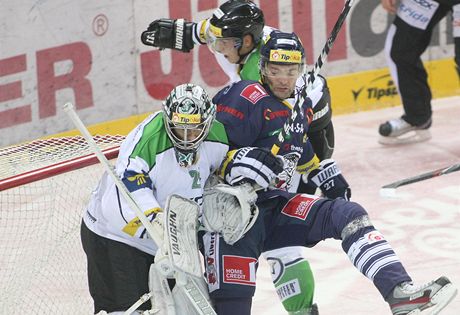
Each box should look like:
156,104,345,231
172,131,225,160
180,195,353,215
0,135,124,314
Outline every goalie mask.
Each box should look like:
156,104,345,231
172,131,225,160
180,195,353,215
163,83,216,167
206,0,264,59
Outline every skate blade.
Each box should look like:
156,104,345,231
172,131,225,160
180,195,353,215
406,282,458,315
378,130,431,145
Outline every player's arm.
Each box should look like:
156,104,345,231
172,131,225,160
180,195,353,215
114,150,162,238
307,74,334,160
141,18,209,52
213,82,266,147
219,147,284,188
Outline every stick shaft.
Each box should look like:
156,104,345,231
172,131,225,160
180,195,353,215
271,0,354,155
63,103,162,246
382,163,460,189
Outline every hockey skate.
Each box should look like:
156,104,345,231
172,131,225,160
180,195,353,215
386,276,457,315
378,118,431,145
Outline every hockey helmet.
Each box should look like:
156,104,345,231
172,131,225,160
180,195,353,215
163,83,216,167
206,0,264,51
259,30,306,79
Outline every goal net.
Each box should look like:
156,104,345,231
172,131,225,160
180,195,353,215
0,135,124,314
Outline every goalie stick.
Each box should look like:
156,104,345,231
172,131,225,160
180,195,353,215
271,0,355,156
380,162,460,197
63,103,216,315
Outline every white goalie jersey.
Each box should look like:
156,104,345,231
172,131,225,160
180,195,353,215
83,112,229,255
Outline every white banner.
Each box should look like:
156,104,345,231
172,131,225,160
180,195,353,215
0,0,455,146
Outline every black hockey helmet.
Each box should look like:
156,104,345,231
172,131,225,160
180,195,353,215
208,0,264,44
259,30,306,78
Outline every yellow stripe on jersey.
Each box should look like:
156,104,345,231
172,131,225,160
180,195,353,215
271,143,281,155
122,207,161,236
219,149,238,178
297,154,320,174
199,19,208,42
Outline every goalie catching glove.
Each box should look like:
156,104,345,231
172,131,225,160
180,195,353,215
221,147,284,188
141,18,195,52
202,182,258,245
303,159,351,200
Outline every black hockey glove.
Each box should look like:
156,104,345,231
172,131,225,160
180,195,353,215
141,18,195,52
305,159,351,200
222,147,284,189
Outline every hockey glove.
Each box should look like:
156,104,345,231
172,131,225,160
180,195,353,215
141,18,195,52
304,159,351,200
202,183,258,245
222,147,284,189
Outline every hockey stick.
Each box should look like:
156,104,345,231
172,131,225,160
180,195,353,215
271,0,354,156
380,162,460,197
63,103,216,315
63,103,163,246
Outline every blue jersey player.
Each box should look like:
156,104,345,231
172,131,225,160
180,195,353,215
199,30,457,315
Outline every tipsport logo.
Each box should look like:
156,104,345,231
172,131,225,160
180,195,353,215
351,74,398,102
269,50,302,64
171,113,201,124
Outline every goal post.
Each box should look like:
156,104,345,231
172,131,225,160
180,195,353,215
0,135,124,314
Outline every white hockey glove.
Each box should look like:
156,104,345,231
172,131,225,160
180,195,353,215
222,147,284,188
304,159,351,200
202,182,258,245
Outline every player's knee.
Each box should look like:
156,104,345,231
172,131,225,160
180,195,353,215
262,247,315,313
332,201,377,255
332,200,373,240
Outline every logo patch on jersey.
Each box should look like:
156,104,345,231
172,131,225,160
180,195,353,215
364,231,385,244
222,255,257,286
204,233,220,292
240,83,268,104
217,104,245,120
123,171,152,192
281,194,319,220
276,279,301,302
263,108,289,121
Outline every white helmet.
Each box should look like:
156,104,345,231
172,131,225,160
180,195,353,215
163,83,216,167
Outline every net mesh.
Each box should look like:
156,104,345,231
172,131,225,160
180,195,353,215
0,135,124,314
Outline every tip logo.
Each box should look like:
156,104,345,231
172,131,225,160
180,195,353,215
172,113,201,124
269,50,301,63
351,74,398,102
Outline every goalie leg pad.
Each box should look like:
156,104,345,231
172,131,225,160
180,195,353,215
262,247,315,314
163,194,202,277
